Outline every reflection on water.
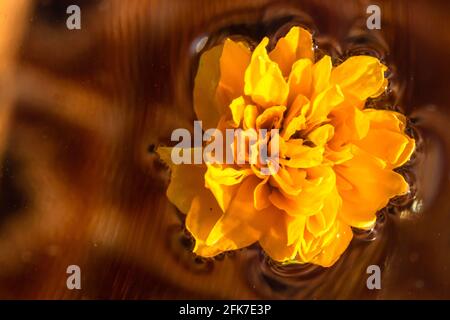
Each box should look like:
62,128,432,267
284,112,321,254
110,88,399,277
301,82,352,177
0,0,449,299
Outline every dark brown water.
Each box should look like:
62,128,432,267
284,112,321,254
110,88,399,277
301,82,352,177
0,0,449,299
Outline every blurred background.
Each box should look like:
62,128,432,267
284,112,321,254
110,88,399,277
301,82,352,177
0,0,449,299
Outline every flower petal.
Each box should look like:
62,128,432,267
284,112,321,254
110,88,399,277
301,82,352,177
281,95,310,140
308,124,334,146
306,186,340,237
205,164,253,212
269,26,314,76
287,59,312,104
307,84,345,126
254,177,271,210
311,55,332,99
269,165,304,197
216,39,251,109
228,96,246,127
335,145,409,229
244,37,288,108
193,45,225,129
310,220,352,267
324,145,354,165
280,142,324,168
355,109,415,168
255,105,286,129
157,147,206,214
330,55,387,102
259,211,298,262
269,166,336,216
329,104,370,149
243,104,258,129
287,216,306,246
187,195,229,257
206,176,274,248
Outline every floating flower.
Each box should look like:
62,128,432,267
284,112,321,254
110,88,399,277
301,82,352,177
158,26,415,267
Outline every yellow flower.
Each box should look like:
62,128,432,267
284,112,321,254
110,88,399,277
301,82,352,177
158,26,415,267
